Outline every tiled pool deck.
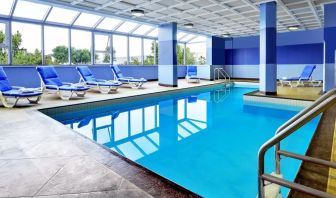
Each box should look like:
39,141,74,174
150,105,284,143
0,80,224,198
0,79,334,198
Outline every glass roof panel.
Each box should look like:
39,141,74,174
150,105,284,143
96,17,122,31
46,7,79,24
74,12,102,27
180,34,196,42
177,32,187,40
13,0,50,20
115,21,139,33
146,28,158,37
133,25,154,35
0,0,14,16
188,35,206,43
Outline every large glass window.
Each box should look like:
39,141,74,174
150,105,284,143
0,23,8,64
71,29,91,64
147,28,158,37
133,25,154,35
0,0,14,16
13,0,50,20
46,7,79,24
186,42,206,65
116,22,138,33
129,37,141,65
95,34,111,64
12,22,42,65
143,39,155,65
177,43,185,65
96,17,121,31
73,13,101,28
45,26,69,65
113,35,127,65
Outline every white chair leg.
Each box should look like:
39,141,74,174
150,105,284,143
0,96,19,108
98,86,112,94
58,91,73,100
76,91,86,97
27,96,41,104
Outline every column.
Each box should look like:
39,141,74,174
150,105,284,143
158,22,177,87
323,3,336,92
259,1,277,95
201,36,226,80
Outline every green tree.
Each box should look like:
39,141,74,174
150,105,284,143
72,48,91,64
129,57,141,65
0,31,7,64
52,46,68,64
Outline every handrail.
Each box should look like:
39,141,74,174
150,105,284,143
214,68,231,82
258,88,336,198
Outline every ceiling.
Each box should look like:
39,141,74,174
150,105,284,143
43,0,335,37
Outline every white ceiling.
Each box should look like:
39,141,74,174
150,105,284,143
43,0,336,37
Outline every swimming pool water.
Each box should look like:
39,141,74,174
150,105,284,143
47,85,320,197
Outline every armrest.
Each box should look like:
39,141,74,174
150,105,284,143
45,84,60,90
11,86,25,90
96,79,107,82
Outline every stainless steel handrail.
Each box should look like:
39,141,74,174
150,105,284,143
258,88,336,198
214,68,231,82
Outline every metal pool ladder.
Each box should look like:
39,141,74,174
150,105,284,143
258,88,336,198
214,68,231,82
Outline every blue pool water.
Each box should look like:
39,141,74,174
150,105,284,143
46,85,320,197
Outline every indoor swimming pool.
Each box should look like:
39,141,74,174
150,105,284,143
43,85,320,197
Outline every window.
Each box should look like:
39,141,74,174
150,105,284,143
71,29,91,64
0,23,8,64
45,26,69,65
147,28,158,37
129,37,141,65
177,43,185,65
143,39,155,65
13,0,50,20
180,34,196,42
113,35,127,65
95,34,111,64
96,17,122,31
116,21,138,33
0,0,14,16
73,13,101,28
46,7,79,24
133,25,154,35
186,42,206,65
12,22,42,65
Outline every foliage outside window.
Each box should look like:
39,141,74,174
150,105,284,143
45,26,69,65
186,42,206,65
95,34,111,64
0,23,8,64
177,43,185,65
143,39,155,65
12,22,42,65
71,29,91,64
129,37,141,65
113,35,127,65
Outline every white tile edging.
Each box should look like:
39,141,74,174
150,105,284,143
243,95,313,108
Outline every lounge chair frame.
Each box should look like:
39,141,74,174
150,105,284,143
110,66,146,89
0,87,41,108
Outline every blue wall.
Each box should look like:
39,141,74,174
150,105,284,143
225,28,324,79
2,65,187,88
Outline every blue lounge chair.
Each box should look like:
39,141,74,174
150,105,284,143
279,65,320,87
0,67,42,108
186,66,200,83
36,66,89,100
76,66,122,94
110,66,147,88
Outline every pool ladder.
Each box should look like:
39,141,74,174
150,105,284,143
214,68,231,83
258,88,336,198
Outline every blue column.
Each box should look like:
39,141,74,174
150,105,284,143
323,3,336,92
206,36,226,65
158,23,177,87
259,1,277,95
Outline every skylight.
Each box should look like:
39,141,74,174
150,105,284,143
180,34,196,42
0,0,14,16
115,21,139,33
13,0,50,20
133,25,154,35
96,17,122,31
46,7,79,24
73,12,102,28
147,28,158,37
177,32,187,40
188,35,206,43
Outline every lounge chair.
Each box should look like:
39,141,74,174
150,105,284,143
36,66,89,100
110,65,147,88
76,66,122,94
186,66,200,83
0,67,42,108
279,65,321,87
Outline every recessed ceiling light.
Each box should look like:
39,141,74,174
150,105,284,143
288,26,299,31
222,33,231,37
131,9,145,17
184,23,194,29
